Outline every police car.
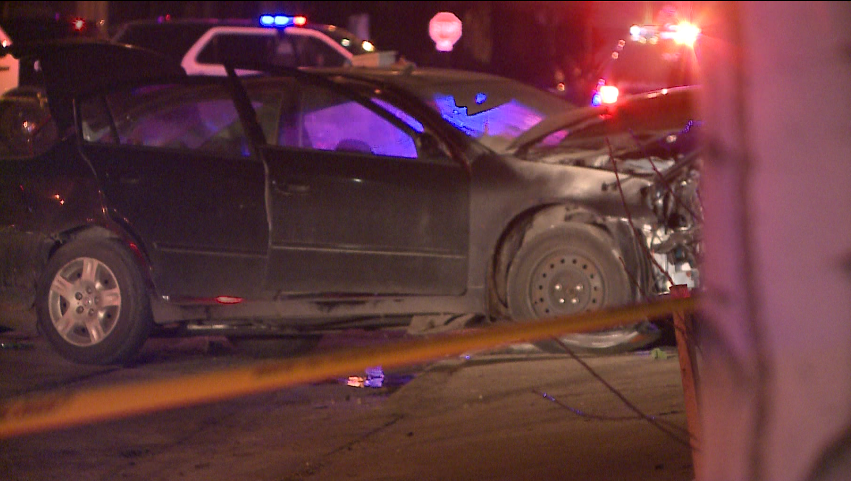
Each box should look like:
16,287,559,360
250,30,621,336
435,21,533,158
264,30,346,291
112,14,397,76
0,26,17,95
591,21,701,106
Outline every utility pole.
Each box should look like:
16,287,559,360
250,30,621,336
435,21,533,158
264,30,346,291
698,2,851,479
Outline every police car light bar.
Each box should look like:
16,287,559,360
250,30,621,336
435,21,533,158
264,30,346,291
259,15,307,28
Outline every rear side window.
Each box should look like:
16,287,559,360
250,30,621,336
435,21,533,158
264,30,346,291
291,35,348,67
80,82,251,157
196,31,346,68
197,33,281,67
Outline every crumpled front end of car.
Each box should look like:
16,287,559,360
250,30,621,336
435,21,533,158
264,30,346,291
639,151,703,294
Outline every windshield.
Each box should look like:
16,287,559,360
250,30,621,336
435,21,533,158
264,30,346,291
408,77,576,153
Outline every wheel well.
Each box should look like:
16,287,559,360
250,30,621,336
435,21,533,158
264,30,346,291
50,226,155,292
487,204,631,319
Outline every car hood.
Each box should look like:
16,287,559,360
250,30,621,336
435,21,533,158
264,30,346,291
507,86,701,176
506,106,605,154
2,38,186,132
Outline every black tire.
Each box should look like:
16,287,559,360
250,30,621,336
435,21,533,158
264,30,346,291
506,223,658,354
36,238,153,365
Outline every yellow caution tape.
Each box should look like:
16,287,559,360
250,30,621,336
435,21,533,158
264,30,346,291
0,295,697,439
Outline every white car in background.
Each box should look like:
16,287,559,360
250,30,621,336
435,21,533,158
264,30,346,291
112,14,397,76
0,26,20,95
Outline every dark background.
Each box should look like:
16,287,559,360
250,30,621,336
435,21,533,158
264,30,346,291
0,1,700,103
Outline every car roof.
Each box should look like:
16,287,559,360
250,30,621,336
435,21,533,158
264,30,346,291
111,19,237,61
13,39,562,141
305,65,536,94
316,66,511,82
6,39,186,131
305,65,572,114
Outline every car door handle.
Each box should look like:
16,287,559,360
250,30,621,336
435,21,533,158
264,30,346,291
272,181,309,195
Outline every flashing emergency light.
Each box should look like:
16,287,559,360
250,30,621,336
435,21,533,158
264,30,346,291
629,25,641,38
629,21,700,47
592,84,619,106
599,85,619,104
259,14,307,28
72,18,86,31
669,22,701,47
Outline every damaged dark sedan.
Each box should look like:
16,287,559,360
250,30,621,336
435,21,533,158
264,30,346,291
0,40,702,365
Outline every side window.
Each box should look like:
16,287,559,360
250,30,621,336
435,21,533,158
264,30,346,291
197,33,275,67
245,80,289,144
279,83,418,158
290,34,348,67
271,36,298,68
81,83,250,157
79,96,117,144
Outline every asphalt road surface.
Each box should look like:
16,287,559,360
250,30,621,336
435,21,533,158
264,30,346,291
1,319,695,481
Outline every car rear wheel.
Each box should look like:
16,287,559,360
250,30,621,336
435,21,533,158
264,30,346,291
36,238,153,365
506,223,658,354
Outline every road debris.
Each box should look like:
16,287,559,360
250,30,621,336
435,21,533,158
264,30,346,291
346,366,385,388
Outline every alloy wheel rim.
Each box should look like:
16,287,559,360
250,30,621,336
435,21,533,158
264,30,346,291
47,257,122,347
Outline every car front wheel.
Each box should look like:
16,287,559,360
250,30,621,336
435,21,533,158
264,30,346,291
506,223,658,354
36,238,153,365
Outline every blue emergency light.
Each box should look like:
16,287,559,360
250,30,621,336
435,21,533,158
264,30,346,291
259,15,307,28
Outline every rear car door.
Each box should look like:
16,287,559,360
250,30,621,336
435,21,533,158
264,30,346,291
77,79,269,299
245,77,470,296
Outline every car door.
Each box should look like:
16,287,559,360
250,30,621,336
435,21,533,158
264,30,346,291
77,80,269,300
247,77,470,296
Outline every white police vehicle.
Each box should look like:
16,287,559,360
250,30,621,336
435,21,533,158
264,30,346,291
112,14,397,76
0,26,19,96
